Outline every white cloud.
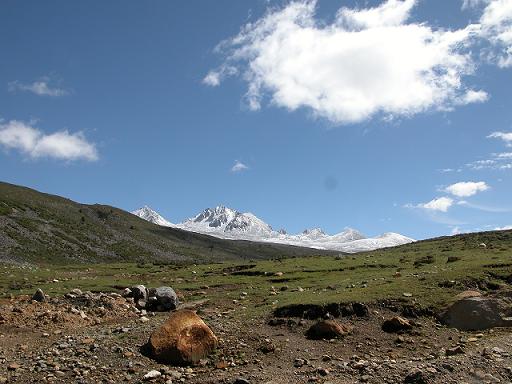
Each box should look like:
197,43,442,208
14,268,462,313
336,0,416,29
8,78,68,97
0,120,98,161
231,160,249,172
495,225,512,230
458,89,489,104
488,131,512,146
462,0,488,10
495,151,512,158
457,200,511,212
444,181,489,197
203,66,238,87
415,197,454,212
206,0,489,125
478,0,512,67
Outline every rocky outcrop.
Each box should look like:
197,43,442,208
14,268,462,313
146,310,217,365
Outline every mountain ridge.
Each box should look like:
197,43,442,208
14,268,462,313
0,181,336,264
132,205,414,253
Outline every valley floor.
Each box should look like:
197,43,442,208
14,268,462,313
1,229,512,383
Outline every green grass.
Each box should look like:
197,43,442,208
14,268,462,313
2,180,512,317
1,229,511,317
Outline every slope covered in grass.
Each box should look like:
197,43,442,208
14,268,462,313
0,181,333,264
2,228,511,313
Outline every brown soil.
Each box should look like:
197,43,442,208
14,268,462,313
1,291,512,384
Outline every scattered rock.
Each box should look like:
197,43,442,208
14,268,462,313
233,378,250,384
382,316,413,333
146,309,217,365
306,320,351,340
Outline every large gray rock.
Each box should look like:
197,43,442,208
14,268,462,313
440,291,512,331
152,287,179,311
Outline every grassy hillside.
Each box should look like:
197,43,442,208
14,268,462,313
0,181,334,265
1,228,512,311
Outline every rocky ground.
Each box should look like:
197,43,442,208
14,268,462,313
1,288,512,384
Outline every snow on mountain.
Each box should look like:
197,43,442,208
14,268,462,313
132,204,414,252
180,206,273,238
131,206,175,227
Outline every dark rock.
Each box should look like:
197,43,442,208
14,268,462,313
340,304,354,317
32,288,46,303
352,303,369,317
382,316,413,333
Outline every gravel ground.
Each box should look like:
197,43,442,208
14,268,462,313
1,291,512,384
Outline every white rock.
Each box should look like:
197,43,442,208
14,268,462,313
143,370,161,380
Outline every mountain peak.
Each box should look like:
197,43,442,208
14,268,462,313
301,228,327,239
131,206,174,227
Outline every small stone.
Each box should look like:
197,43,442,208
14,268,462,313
7,363,20,371
234,379,250,384
294,358,306,368
403,292,413,297
32,288,47,302
143,370,162,380
446,345,465,356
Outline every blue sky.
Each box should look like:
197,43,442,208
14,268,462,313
1,0,511,240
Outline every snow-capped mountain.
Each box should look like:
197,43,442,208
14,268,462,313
131,205,414,253
180,205,274,238
131,206,175,227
